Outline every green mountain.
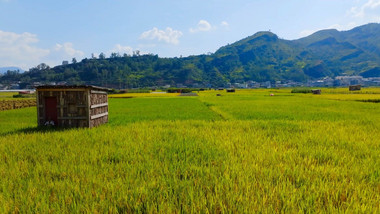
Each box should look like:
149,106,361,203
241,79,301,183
295,23,380,76
2,23,380,88
214,23,380,80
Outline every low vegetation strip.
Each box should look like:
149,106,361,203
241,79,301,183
356,99,380,103
0,99,36,111
291,88,313,93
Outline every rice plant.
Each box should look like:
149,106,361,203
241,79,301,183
0,89,379,213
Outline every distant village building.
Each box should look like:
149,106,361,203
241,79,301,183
363,77,380,86
57,81,67,86
176,83,186,88
36,85,110,128
10,84,20,89
323,77,334,87
311,89,321,94
247,81,261,88
310,80,325,87
234,83,248,88
261,81,271,88
62,61,69,65
32,82,42,87
335,76,363,86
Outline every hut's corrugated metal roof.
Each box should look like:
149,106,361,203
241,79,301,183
36,85,112,91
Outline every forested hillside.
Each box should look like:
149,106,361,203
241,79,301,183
2,23,380,88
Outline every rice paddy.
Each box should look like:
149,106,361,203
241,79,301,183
0,88,379,213
109,92,180,98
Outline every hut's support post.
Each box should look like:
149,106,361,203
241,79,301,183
87,89,91,128
36,91,40,126
60,91,64,120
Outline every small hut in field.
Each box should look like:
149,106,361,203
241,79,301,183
311,89,321,95
36,85,111,128
349,85,361,91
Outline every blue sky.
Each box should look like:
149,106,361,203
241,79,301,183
1,0,380,70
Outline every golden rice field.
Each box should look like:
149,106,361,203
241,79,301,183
0,92,36,111
0,99,36,111
0,92,17,100
109,92,180,98
0,88,379,213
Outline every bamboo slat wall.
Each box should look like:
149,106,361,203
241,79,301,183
37,90,88,127
37,86,109,128
89,91,108,128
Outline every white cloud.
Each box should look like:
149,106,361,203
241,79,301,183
140,27,183,45
301,0,380,40
221,21,229,28
190,20,213,33
48,42,84,66
350,0,380,17
0,30,50,69
110,44,134,55
0,30,86,69
54,42,84,57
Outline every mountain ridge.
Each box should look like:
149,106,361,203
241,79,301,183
1,23,380,87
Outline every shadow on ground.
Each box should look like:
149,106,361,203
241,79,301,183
0,126,76,137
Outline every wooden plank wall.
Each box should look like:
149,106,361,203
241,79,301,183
90,91,108,128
